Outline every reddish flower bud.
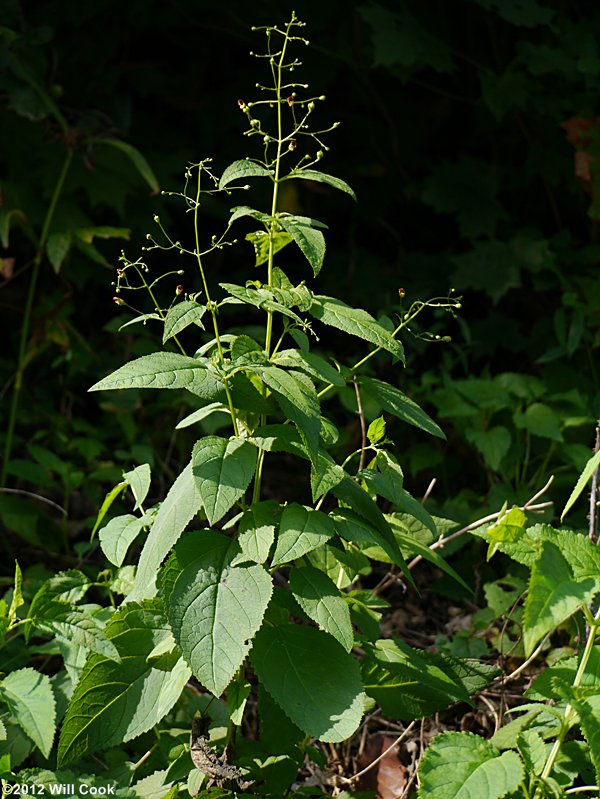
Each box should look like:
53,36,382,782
288,139,298,151
176,284,184,295
398,287,406,298
116,268,125,278
237,98,246,109
113,296,125,305
287,96,294,105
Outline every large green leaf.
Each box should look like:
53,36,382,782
277,214,326,276
57,600,191,766
309,296,405,362
237,501,280,564
0,668,56,757
89,352,224,400
289,566,353,651
128,462,203,602
219,159,273,189
523,541,598,656
29,599,120,662
192,436,257,525
569,693,600,787
162,300,206,344
272,503,335,566
360,377,445,438
162,532,272,696
417,732,524,799
99,514,147,567
257,366,321,458
283,169,357,201
250,622,365,742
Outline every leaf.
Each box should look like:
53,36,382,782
30,602,121,662
246,229,292,266
569,693,600,786
257,366,321,458
309,296,405,362
465,427,511,471
8,560,23,624
289,566,353,652
417,731,524,799
228,205,270,226
562,448,600,521
272,349,344,387
57,600,190,766
360,377,444,438
163,300,206,344
284,169,357,201
192,436,257,525
128,462,203,602
92,137,160,194
91,481,128,539
163,532,272,696
523,541,598,656
272,504,335,566
0,668,56,757
250,622,365,742
278,214,326,276
513,403,563,441
46,231,71,273
332,508,405,569
368,416,386,444
99,514,147,567
123,462,152,511
237,501,279,564
219,159,273,189
175,402,231,430
89,352,224,399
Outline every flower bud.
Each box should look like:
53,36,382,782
176,285,184,295
288,139,298,151
398,287,406,298
117,268,125,278
113,296,124,306
287,96,294,105
237,98,246,110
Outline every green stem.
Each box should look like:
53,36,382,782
2,147,74,487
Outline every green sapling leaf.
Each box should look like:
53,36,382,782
219,159,273,189
163,300,206,344
283,169,357,201
192,436,257,525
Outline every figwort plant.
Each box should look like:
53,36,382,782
3,13,600,799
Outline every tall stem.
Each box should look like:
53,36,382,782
2,147,74,486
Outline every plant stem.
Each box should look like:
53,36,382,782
2,147,74,487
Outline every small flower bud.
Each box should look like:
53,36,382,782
117,268,125,278
319,95,326,101
176,285,184,295
287,96,294,105
113,296,124,305
153,214,159,222
177,270,184,274
398,287,406,298
288,139,298,151
237,98,246,110
442,336,452,342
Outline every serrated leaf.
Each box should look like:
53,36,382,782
32,602,121,661
118,313,162,331
289,566,353,651
46,231,71,273
311,451,345,501
569,693,600,786
284,169,357,201
228,205,270,226
332,508,404,569
523,541,598,656
272,504,335,566
417,731,524,799
8,560,23,624
163,532,272,696
0,668,56,757
562,448,600,521
246,229,292,266
219,159,273,189
237,501,280,564
175,402,231,430
163,300,206,344
278,215,326,276
251,622,365,741
310,296,405,362
93,137,159,194
128,462,203,602
123,462,151,511
57,600,190,766
89,352,223,399
192,436,257,525
361,377,444,438
272,349,344,386
99,514,147,567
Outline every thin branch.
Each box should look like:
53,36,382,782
0,487,67,516
422,478,436,502
353,377,367,473
339,721,416,785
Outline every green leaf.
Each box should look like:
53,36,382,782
523,541,598,656
219,159,273,189
91,481,128,539
46,231,71,273
163,300,206,344
417,731,524,799
310,296,405,362
228,205,270,226
513,403,563,441
89,352,223,399
284,169,357,201
245,229,292,266
0,668,56,757
272,504,335,566
57,600,190,766
272,349,344,387
561,448,600,521
250,622,365,742
30,601,121,662
99,514,147,567
93,137,160,194
569,693,600,786
465,426,511,471
192,436,257,525
257,366,321,458
128,462,203,602
278,214,326,276
163,532,272,696
8,560,23,624
367,416,386,444
237,501,279,564
361,377,444,438
123,462,152,510
175,402,231,430
289,566,353,652
332,508,405,569
0,207,31,248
